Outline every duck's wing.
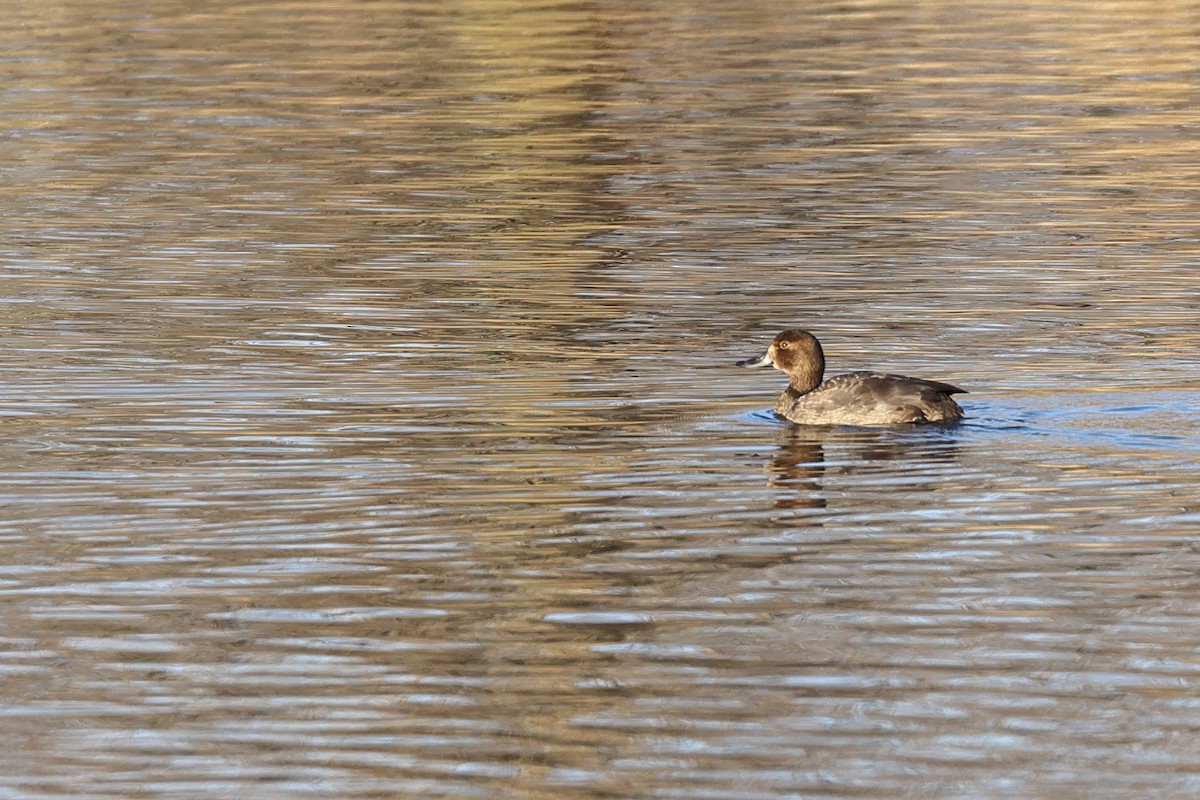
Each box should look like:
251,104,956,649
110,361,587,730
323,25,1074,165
910,377,967,396
823,372,965,424
828,371,965,396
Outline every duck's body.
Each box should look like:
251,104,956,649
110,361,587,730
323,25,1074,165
739,330,965,426
772,369,965,425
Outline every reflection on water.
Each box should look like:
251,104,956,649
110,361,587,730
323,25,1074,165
767,425,827,510
3,0,1200,797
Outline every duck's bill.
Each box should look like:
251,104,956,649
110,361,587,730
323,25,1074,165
736,351,773,368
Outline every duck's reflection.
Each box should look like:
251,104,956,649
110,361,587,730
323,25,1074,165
766,426,828,510
765,423,964,510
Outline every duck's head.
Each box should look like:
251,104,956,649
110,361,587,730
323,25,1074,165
737,329,825,390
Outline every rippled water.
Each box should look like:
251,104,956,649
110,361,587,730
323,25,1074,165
4,0,1200,797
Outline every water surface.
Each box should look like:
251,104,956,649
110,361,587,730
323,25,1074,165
3,0,1200,797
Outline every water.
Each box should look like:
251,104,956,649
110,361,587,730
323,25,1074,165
3,0,1200,797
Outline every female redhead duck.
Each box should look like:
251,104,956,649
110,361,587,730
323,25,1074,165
738,329,965,426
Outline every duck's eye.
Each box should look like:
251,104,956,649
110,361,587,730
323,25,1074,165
778,341,789,349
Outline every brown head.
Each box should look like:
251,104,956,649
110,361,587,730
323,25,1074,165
736,329,826,393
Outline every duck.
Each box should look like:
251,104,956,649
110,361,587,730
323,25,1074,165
737,329,965,426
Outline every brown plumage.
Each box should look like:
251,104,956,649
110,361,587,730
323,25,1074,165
737,329,965,426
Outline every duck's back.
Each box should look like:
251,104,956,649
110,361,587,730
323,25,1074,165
776,371,965,426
